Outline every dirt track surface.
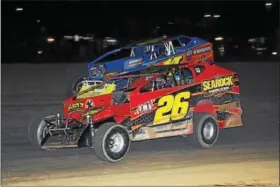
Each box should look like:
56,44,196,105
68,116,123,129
1,62,279,186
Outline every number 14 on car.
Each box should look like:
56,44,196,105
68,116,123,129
153,91,191,125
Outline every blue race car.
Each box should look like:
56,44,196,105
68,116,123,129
71,35,214,95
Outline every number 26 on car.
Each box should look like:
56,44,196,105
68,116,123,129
153,91,191,125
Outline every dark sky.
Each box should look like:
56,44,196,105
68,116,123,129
2,1,279,39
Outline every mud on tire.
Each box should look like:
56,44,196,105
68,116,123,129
93,122,131,163
188,113,219,148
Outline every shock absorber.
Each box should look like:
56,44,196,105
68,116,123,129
86,114,95,148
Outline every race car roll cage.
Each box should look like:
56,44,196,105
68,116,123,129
129,40,177,60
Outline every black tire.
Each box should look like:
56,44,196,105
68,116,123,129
66,76,86,97
188,113,219,148
28,115,54,148
93,122,131,163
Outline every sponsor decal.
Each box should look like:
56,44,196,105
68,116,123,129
128,58,142,67
85,99,94,109
68,102,84,112
163,55,183,65
202,75,234,93
193,46,211,55
135,100,155,115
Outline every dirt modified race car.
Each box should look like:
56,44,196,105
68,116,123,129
29,62,243,163
71,35,214,95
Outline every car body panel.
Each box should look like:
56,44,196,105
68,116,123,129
86,35,214,81
63,62,243,142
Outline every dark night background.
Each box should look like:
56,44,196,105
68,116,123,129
2,0,280,63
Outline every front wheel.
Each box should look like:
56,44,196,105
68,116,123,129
93,122,131,163
28,115,55,148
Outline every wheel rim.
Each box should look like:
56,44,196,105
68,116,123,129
103,126,130,162
202,121,215,140
108,133,124,153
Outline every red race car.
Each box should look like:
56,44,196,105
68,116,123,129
28,62,243,163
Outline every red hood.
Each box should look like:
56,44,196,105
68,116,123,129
63,94,112,120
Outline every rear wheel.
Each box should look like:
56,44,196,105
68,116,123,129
93,122,131,163
189,113,219,148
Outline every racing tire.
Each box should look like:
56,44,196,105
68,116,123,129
66,76,86,97
93,122,131,163
188,113,219,148
28,115,55,148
